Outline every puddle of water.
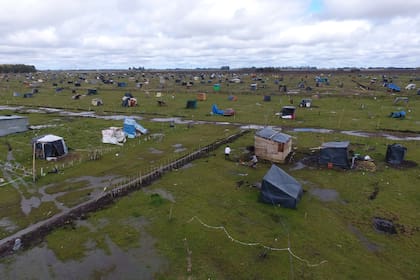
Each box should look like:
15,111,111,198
239,124,268,130
7,151,14,161
143,188,176,203
293,128,333,133
0,218,18,232
149,148,163,154
21,196,41,215
348,224,381,252
290,161,306,171
341,131,370,138
383,134,420,141
0,222,167,279
309,188,339,202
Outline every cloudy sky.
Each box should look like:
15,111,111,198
1,0,419,70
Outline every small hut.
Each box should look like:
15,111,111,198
254,127,292,163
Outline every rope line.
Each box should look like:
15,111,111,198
186,216,327,267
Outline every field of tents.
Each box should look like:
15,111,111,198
0,69,419,279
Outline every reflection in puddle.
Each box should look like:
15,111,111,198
0,218,167,279
309,188,339,202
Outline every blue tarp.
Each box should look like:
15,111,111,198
123,118,148,138
390,111,406,118
387,83,401,92
212,104,224,115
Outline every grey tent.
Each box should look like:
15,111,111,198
385,144,406,165
260,165,303,209
319,141,350,168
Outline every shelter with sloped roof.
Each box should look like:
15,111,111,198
255,127,292,163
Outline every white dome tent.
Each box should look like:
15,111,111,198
32,134,68,161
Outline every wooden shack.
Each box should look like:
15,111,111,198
254,127,292,163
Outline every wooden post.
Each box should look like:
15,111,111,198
32,142,36,182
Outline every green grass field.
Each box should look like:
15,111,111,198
0,70,419,279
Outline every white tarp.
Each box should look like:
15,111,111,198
102,127,126,145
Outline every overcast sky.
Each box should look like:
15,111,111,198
1,0,419,70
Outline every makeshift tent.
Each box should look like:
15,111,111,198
122,93,137,107
387,83,400,92
102,127,126,146
91,98,103,106
211,104,235,116
280,106,296,119
123,118,148,138
213,84,220,92
255,127,292,163
319,141,350,168
117,82,127,87
186,100,197,109
228,95,237,101
32,134,68,160
405,83,416,90
299,98,312,108
87,89,97,95
385,144,406,165
389,111,406,118
260,164,303,209
0,115,29,136
197,93,207,101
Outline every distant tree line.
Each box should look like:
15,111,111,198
0,64,37,73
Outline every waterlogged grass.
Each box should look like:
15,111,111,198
1,71,420,278
44,180,88,195
46,225,92,261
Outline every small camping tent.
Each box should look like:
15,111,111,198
385,143,406,165
260,165,303,208
123,118,148,138
33,134,68,160
405,83,416,90
255,127,292,163
280,106,296,119
319,141,350,168
186,100,197,109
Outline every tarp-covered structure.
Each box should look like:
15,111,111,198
387,83,401,92
385,143,406,165
260,165,303,208
102,127,126,146
0,115,29,136
211,104,235,116
280,106,296,119
32,134,68,160
319,141,350,168
123,118,148,138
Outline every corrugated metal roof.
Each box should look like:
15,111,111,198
255,127,291,143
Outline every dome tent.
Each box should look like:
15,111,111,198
32,134,68,160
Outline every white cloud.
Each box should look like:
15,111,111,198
0,0,418,69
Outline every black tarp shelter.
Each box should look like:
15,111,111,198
319,141,350,168
385,143,406,165
260,165,303,209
